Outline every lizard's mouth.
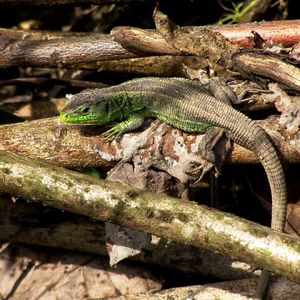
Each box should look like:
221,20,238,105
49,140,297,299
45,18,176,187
59,112,100,124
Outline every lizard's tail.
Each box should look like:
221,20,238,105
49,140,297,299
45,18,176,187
254,131,287,232
233,123,286,300
198,96,287,232
228,115,287,232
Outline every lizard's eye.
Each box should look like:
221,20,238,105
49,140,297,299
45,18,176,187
82,107,90,113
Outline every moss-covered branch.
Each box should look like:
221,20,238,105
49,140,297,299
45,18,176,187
0,150,300,283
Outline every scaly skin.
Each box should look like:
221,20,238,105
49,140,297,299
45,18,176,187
60,77,287,233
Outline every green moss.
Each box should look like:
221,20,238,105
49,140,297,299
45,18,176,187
0,168,12,175
177,213,188,223
111,201,127,218
125,190,140,199
155,210,174,223
146,208,155,219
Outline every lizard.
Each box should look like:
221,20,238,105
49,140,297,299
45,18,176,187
60,77,287,297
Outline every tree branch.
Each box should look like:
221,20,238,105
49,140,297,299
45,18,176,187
0,19,299,69
0,118,298,170
0,34,139,69
0,150,300,283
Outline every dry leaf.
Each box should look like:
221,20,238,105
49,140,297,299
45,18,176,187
105,222,150,266
0,244,162,300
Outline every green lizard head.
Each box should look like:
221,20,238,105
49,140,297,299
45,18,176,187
60,91,121,125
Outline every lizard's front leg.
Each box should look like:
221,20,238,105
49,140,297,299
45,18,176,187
103,114,145,140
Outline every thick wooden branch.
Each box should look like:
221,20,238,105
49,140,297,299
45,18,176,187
0,118,298,170
232,51,300,93
1,18,299,45
3,197,300,299
0,34,139,69
0,20,300,69
209,19,300,47
0,150,300,283
0,15,299,91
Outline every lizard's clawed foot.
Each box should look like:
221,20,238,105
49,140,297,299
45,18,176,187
185,128,231,185
185,160,216,186
103,125,123,141
102,115,145,141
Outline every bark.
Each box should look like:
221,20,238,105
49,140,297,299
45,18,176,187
0,150,300,283
0,16,299,90
232,51,300,93
0,34,139,69
0,19,299,69
0,117,298,169
0,18,299,45
212,20,299,47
